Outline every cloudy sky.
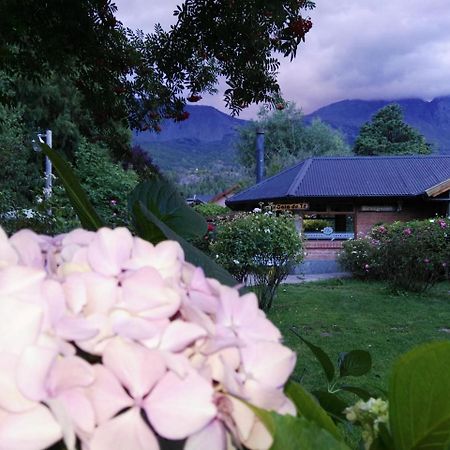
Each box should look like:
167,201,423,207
116,0,450,118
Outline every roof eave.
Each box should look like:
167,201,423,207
425,178,450,197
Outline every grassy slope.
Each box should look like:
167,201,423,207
269,279,450,393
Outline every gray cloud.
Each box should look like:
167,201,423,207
115,0,450,117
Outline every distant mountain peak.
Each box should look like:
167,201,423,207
134,105,248,143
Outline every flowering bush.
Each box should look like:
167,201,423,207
0,226,297,450
339,218,450,291
338,237,382,279
211,211,303,310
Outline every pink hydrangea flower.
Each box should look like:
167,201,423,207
0,227,296,450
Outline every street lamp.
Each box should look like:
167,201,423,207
31,129,53,200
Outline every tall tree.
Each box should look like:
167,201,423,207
1,0,316,145
353,104,431,156
237,103,351,177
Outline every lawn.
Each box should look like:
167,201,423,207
268,278,450,394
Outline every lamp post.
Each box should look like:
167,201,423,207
32,129,53,200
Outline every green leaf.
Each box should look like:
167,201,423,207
285,380,342,441
377,422,394,450
291,329,335,382
339,350,372,377
389,341,450,450
134,202,238,287
251,406,351,450
128,179,207,242
340,386,374,401
311,390,348,421
41,143,104,230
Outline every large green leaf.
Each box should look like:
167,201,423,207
134,202,238,287
128,179,207,242
252,406,351,450
41,143,104,230
285,380,342,441
311,390,349,421
291,328,335,382
338,350,372,377
390,341,450,450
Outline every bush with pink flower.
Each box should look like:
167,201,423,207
0,225,301,450
339,217,450,291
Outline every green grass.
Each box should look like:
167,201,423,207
269,278,450,394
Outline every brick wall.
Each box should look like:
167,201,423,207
356,211,416,236
355,205,438,236
303,201,445,263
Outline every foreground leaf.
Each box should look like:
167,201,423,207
285,380,342,441
128,179,207,242
252,406,350,450
311,390,348,421
135,202,237,287
290,329,335,382
41,143,104,230
338,350,372,377
389,341,450,450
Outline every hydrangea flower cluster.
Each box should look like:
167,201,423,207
0,226,296,450
344,398,389,450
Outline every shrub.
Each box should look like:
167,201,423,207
338,236,382,279
339,218,450,292
190,204,230,254
303,219,333,232
375,219,449,291
44,139,139,234
211,210,304,310
193,202,229,218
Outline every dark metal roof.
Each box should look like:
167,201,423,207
227,156,450,207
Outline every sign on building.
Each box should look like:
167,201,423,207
274,203,309,211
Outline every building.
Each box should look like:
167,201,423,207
226,156,450,273
187,184,240,207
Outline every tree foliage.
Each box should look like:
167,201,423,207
0,103,48,234
0,0,317,234
1,0,316,139
0,103,41,212
353,104,431,156
150,0,315,115
237,103,351,177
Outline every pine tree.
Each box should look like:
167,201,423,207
354,104,431,155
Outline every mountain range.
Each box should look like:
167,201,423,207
133,96,450,172
133,105,247,172
306,96,450,154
